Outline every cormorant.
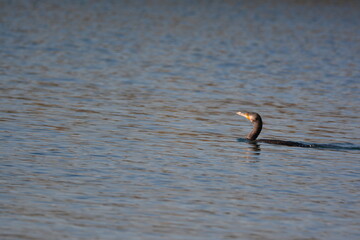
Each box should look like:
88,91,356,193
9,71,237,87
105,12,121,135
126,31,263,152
237,112,315,147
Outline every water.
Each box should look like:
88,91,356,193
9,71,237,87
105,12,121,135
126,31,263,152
1,0,360,239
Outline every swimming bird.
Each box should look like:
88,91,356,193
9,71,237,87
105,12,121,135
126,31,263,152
237,112,360,150
237,112,314,147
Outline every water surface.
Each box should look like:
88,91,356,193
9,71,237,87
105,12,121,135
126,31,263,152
1,1,360,239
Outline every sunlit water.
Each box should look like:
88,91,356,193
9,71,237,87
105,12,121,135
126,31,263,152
1,1,360,239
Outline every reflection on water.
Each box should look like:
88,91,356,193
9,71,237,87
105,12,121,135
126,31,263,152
1,0,360,239
237,138,261,155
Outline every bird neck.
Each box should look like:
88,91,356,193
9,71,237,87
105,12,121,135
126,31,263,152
247,119,262,141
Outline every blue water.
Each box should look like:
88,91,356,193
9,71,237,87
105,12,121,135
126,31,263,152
1,1,360,239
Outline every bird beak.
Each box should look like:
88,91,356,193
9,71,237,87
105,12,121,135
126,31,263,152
236,112,250,120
